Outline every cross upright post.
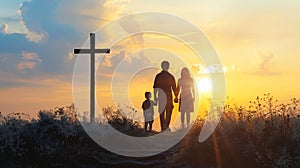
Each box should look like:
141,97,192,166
74,33,110,123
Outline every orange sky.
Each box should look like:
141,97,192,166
1,0,300,117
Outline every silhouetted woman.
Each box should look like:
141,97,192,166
176,67,195,128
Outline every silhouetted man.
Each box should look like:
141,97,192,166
153,61,178,132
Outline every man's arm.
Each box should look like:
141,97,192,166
153,75,158,102
171,76,179,98
154,88,158,102
174,79,180,103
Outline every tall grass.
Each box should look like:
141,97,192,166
174,93,300,167
0,94,300,167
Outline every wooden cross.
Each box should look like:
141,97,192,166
74,33,110,123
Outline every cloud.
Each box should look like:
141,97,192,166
0,32,37,52
17,52,42,71
0,0,127,88
191,64,227,75
120,15,144,43
0,24,9,34
22,52,39,60
17,62,37,71
98,14,148,72
257,50,273,72
250,50,280,76
95,19,154,85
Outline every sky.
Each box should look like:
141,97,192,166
0,0,300,116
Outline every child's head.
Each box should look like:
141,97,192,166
145,91,151,99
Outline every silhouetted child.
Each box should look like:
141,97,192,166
142,92,157,132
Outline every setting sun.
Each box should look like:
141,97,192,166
196,77,212,93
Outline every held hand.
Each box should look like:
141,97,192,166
174,97,179,103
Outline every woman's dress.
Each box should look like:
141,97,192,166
178,78,194,112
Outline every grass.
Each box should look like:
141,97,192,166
0,94,300,167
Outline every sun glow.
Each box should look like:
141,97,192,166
196,77,212,93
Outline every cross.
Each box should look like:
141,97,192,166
74,33,110,123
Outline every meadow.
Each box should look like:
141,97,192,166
1,93,300,168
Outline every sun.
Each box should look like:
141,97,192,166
196,77,212,93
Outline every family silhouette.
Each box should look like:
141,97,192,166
142,61,195,132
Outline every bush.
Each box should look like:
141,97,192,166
1,94,300,167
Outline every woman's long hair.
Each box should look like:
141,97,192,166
180,67,192,81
